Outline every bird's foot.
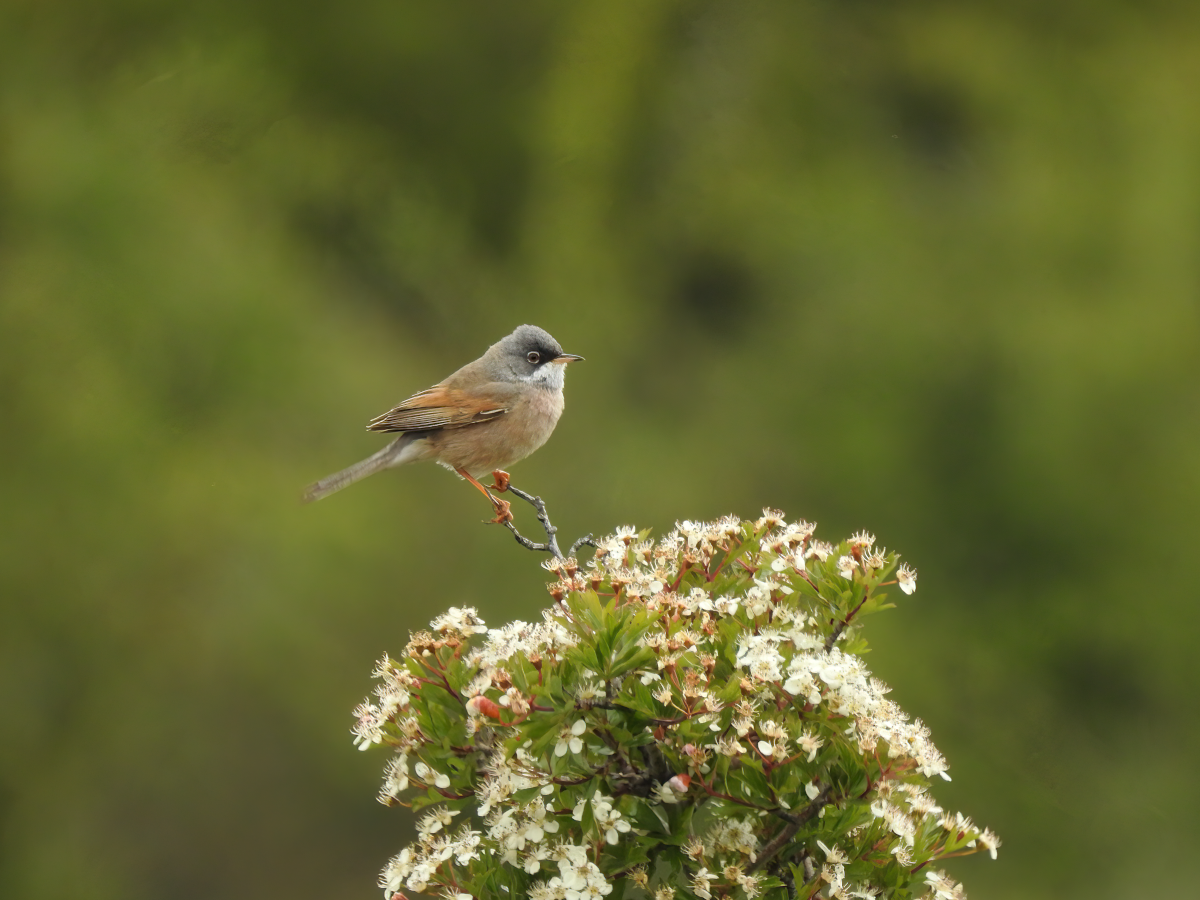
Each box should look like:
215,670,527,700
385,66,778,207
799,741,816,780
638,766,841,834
489,469,511,493
488,498,514,525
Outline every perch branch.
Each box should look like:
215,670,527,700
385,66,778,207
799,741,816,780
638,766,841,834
497,481,595,560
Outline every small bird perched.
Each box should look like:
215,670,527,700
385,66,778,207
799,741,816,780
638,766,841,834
303,324,583,522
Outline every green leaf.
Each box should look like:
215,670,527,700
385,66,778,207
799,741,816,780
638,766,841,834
512,785,543,805
525,715,565,760
576,793,596,835
609,642,656,681
738,761,771,802
631,798,670,834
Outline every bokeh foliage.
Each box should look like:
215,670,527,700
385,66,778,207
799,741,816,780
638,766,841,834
1,1,1197,898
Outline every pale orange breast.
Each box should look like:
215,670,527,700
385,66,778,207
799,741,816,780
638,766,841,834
431,387,564,477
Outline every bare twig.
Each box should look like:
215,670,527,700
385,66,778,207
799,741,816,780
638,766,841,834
569,533,597,557
497,482,595,560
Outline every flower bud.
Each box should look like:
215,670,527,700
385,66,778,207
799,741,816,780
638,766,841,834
466,696,503,720
667,773,691,793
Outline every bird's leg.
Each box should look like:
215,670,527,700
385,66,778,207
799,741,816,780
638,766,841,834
455,467,513,524
488,469,511,493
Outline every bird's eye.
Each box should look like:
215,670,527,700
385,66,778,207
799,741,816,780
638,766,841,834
526,351,541,364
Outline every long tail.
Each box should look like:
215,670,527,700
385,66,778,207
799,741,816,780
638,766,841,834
303,438,416,503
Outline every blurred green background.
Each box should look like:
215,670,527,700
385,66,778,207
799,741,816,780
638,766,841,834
2,1,1198,898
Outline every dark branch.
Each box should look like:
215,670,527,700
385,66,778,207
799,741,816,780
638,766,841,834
747,785,833,875
824,591,869,651
750,821,800,875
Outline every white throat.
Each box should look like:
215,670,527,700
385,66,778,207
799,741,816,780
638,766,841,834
525,364,566,391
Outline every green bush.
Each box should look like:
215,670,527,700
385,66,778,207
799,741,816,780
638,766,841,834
354,512,997,900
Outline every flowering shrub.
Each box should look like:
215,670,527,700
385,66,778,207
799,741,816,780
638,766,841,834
353,511,998,900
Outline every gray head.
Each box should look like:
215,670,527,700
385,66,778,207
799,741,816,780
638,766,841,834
489,325,583,388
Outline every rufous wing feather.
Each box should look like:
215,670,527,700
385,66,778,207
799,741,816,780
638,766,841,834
366,385,510,433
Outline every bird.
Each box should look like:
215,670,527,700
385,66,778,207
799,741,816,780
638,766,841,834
303,325,583,522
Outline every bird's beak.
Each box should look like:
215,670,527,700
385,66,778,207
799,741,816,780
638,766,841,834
552,353,584,364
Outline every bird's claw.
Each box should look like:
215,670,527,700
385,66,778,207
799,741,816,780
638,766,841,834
488,469,511,493
488,498,514,525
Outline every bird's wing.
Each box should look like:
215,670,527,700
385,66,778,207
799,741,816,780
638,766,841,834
366,385,511,433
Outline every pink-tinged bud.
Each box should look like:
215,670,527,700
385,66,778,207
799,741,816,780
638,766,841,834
466,696,503,720
682,744,697,755
667,773,691,793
